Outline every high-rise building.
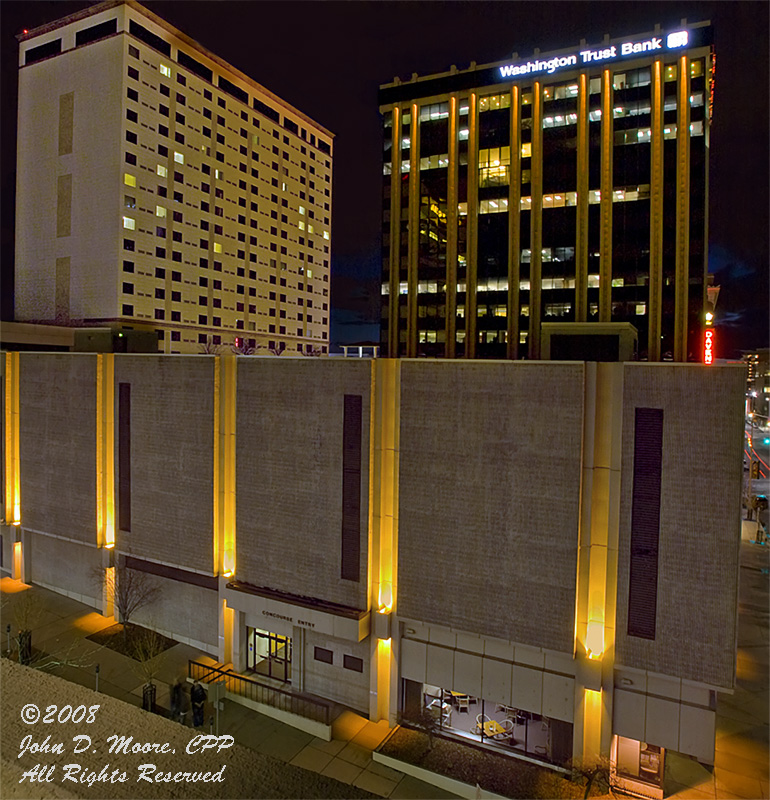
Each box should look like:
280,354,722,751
379,22,713,362
15,0,332,354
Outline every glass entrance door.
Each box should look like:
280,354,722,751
247,627,292,683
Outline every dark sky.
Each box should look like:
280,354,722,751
2,1,768,356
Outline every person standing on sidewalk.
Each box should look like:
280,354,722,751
178,683,190,726
191,680,206,728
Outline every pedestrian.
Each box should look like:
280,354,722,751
191,680,206,728
169,679,181,722
178,683,190,726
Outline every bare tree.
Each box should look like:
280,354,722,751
568,756,612,799
302,346,325,357
198,337,222,355
129,624,169,712
101,560,160,641
11,592,44,665
268,342,286,356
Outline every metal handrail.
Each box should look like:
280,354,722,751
188,660,330,725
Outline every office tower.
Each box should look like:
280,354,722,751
379,23,712,362
15,0,332,353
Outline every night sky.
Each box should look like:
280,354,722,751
2,1,767,357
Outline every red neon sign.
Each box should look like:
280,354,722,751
704,328,715,365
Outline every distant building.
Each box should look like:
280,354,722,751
379,22,713,362
15,0,332,354
2,351,745,795
743,349,770,421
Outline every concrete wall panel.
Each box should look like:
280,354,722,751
29,532,100,608
303,629,369,713
398,361,584,652
236,359,370,610
115,356,215,574
20,354,96,542
616,365,745,688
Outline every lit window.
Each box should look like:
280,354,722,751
215,169,223,179
298,220,305,230
521,143,532,158
124,173,136,187
174,151,184,164
323,231,329,240
636,303,647,315
156,205,166,217
122,216,136,230
308,224,314,234
160,63,172,78
299,205,305,215
213,242,222,253
307,269,313,279
611,278,624,287
157,164,167,177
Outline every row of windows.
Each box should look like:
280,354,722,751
121,302,327,334
313,647,364,672
384,272,632,295
126,32,331,155
383,60,706,129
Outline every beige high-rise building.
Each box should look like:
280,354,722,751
15,0,332,353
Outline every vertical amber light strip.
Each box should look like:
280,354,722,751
648,60,664,361
529,81,543,359
369,358,400,723
466,92,479,358
599,69,613,321
212,358,221,573
574,362,623,762
575,73,589,322
507,85,521,359
388,106,402,358
583,688,603,762
219,356,237,578
4,352,21,525
406,103,420,358
674,55,691,362
96,354,115,548
445,95,458,358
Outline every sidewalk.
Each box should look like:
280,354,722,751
0,576,457,800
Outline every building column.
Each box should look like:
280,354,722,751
507,85,522,359
96,353,116,617
4,351,21,528
215,355,237,664
388,106,402,358
575,72,590,322
599,69,613,322
445,96,459,358
368,358,400,725
573,362,623,763
648,60,664,362
465,92,480,358
674,56,691,362
406,104,420,358
529,82,543,359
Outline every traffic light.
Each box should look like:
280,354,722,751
751,460,760,479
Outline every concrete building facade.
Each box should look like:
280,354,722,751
2,352,744,793
15,0,332,354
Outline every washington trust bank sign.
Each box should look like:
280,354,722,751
498,29,692,79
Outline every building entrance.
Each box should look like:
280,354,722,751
246,627,292,683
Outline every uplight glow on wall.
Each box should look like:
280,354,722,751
4,352,21,526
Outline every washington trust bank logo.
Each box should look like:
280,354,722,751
499,30,689,79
